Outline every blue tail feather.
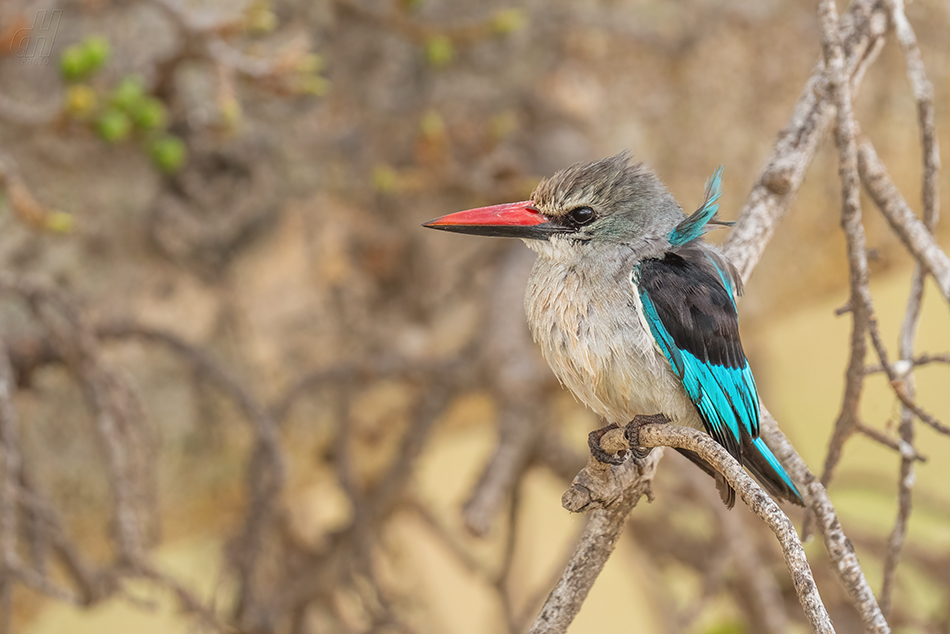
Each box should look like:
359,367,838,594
750,436,803,503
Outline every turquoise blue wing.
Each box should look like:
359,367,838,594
636,245,802,503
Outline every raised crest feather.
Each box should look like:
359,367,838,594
668,166,728,246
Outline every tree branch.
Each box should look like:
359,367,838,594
536,425,833,633
760,411,891,634
528,428,662,634
722,0,888,277
856,136,950,302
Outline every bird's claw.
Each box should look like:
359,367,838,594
624,413,669,461
587,423,627,465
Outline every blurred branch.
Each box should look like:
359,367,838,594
0,276,155,563
692,469,791,634
332,0,519,46
149,0,319,99
880,4,943,602
463,246,550,537
855,421,925,461
722,0,888,278
0,341,22,634
0,92,60,127
93,320,285,626
0,150,70,233
0,275,229,629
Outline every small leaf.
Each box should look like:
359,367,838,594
491,8,527,35
419,110,445,140
424,35,454,67
45,211,75,234
372,165,399,193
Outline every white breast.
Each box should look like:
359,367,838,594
523,239,701,428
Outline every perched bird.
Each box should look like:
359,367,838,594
424,152,803,507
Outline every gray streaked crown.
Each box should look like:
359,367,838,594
531,151,685,243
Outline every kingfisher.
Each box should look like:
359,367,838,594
424,152,803,507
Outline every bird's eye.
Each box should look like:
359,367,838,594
568,206,595,227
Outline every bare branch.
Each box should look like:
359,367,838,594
855,422,925,461
812,0,879,513
93,320,285,625
760,411,890,634
528,428,662,634
857,137,950,301
0,276,154,563
863,320,950,437
646,425,833,633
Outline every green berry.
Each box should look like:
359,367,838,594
59,36,110,81
296,54,325,74
96,110,132,143
131,97,168,130
60,45,86,81
64,84,97,118
148,135,187,173
81,36,110,73
298,75,330,96
111,76,146,112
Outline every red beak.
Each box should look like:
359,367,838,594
423,201,567,240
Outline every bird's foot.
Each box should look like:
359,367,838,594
587,423,627,465
624,414,670,461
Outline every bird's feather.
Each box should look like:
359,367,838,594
668,166,726,246
637,244,802,504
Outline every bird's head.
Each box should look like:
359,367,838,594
423,152,685,246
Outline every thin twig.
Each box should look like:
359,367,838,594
857,137,950,301
855,422,925,462
865,352,950,375
812,0,877,521
864,321,950,438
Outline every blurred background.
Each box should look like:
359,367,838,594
1,0,949,632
